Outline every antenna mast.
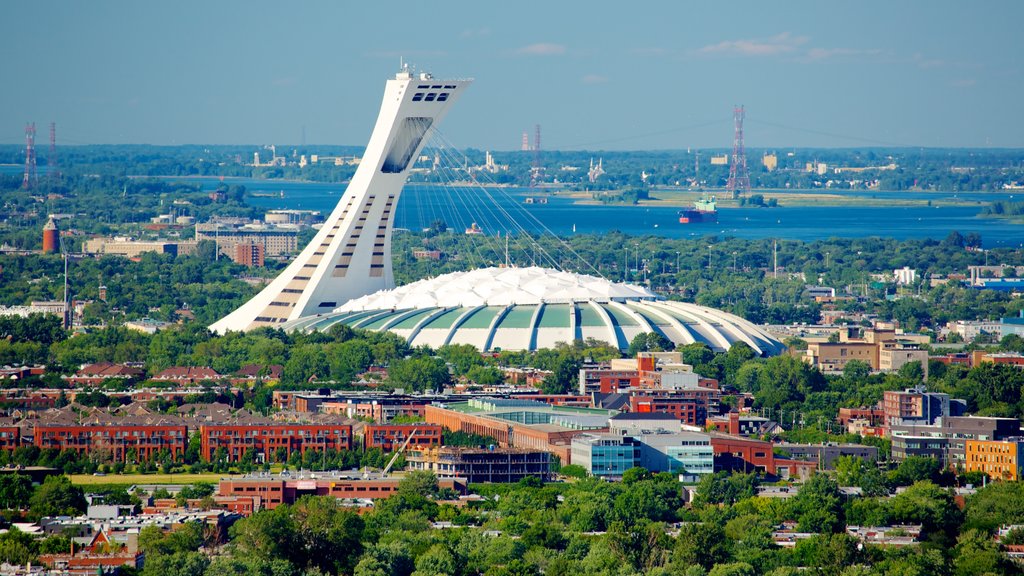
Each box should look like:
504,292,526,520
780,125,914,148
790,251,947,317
726,106,751,198
22,123,37,190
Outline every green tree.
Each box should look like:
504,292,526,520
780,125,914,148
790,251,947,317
540,354,581,395
282,345,330,385
28,475,86,520
0,474,33,510
388,356,452,392
953,528,1013,576
627,332,673,356
792,473,844,534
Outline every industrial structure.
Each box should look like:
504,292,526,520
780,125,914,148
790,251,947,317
22,122,37,190
725,105,751,197
41,217,60,254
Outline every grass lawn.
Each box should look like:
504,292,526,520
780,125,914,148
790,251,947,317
68,472,233,486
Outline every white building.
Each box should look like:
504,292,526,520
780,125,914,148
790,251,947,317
893,267,917,286
946,320,1003,342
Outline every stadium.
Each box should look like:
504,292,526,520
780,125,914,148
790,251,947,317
212,68,784,356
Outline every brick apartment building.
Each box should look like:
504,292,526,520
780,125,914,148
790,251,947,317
710,433,817,480
34,424,188,462
218,474,466,511
629,395,709,427
363,424,442,451
151,367,223,386
199,424,353,462
0,425,20,451
64,362,145,387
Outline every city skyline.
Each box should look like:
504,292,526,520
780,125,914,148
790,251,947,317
2,0,1022,150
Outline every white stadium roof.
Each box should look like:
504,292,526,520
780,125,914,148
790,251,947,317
282,267,784,355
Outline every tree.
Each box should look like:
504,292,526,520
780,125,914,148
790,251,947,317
627,332,673,356
792,473,844,534
0,474,32,510
0,528,36,566
888,455,947,487
953,528,1012,576
559,464,588,479
28,475,86,520
437,344,485,376
540,354,581,395
282,345,330,385
842,360,871,382
964,481,1024,532
673,522,729,571
413,543,458,576
388,356,452,392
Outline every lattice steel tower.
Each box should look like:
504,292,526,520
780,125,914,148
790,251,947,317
726,105,750,197
22,123,37,190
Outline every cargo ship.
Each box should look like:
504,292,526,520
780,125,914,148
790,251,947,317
679,195,717,224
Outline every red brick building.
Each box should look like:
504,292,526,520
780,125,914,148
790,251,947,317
233,243,265,267
217,475,466,511
321,399,427,423
709,433,816,480
34,424,187,462
629,396,707,427
363,424,443,451
0,426,20,451
199,424,352,462
837,407,885,427
0,393,55,412
65,362,145,387
151,366,222,386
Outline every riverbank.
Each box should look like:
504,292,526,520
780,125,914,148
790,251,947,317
570,188,992,209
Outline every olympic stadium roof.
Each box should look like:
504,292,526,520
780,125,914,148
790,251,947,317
281,266,784,355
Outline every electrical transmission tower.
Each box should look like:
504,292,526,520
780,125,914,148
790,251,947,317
22,123,37,190
726,105,751,197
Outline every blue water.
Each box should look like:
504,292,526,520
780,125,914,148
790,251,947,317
5,163,1019,248
175,176,1020,248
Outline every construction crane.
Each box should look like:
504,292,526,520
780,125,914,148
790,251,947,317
381,427,418,477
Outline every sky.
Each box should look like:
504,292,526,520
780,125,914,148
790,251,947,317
2,1,1022,151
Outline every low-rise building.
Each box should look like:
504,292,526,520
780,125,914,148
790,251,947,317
706,412,783,436
890,416,1021,468
217,473,466,511
406,446,551,483
773,443,879,470
571,433,641,479
636,432,714,476
964,438,1024,481
151,366,223,386
709,433,817,481
364,424,443,451
34,423,188,462
65,362,145,387
200,423,353,462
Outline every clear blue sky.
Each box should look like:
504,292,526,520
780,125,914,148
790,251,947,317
2,0,1021,150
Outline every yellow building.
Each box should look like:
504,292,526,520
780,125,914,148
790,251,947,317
965,439,1024,481
762,153,778,171
710,155,729,166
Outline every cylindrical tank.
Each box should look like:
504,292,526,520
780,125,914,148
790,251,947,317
42,218,59,254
